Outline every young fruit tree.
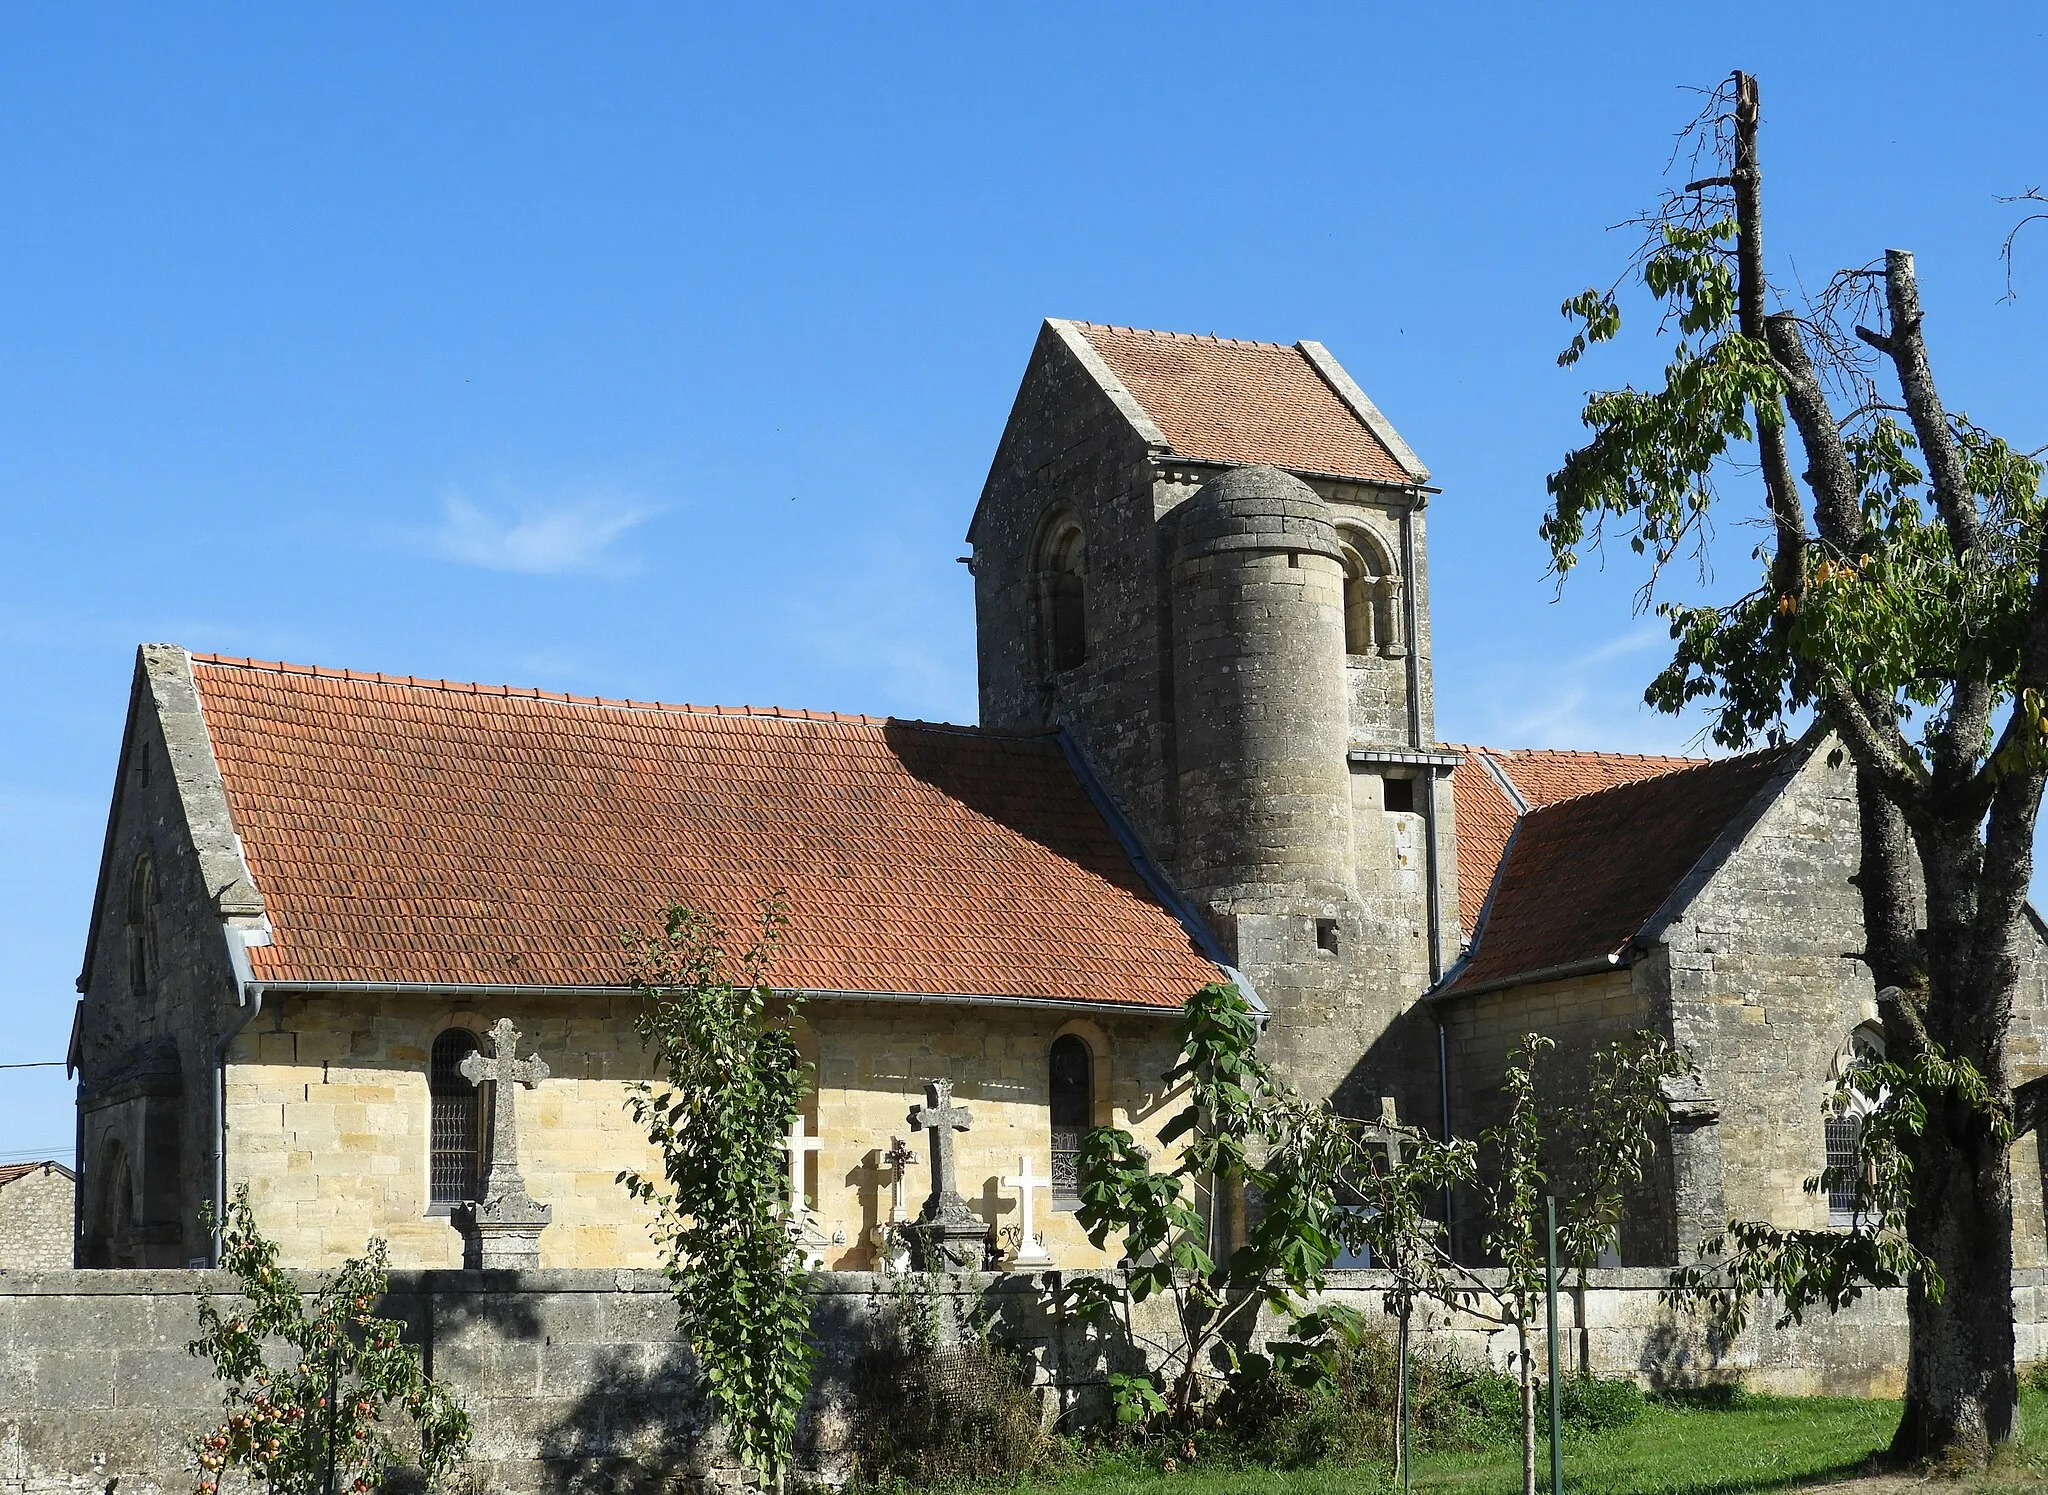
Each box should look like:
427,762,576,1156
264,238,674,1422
620,895,816,1488
187,1189,471,1495
1545,69,2048,1463
1069,981,1366,1430
1346,1032,1686,1495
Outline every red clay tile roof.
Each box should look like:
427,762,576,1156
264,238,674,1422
1072,323,1416,486
1442,748,1795,997
189,654,1220,1008
0,1161,73,1188
1445,747,1709,933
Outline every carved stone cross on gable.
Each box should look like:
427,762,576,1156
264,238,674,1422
908,1079,986,1271
455,1018,552,1270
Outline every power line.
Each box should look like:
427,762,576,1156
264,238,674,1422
0,1061,64,1071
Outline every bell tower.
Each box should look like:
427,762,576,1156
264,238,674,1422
969,320,1456,1116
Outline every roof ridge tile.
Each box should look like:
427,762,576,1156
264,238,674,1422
187,651,908,728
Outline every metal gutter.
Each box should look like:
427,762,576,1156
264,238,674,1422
1144,451,1443,497
1402,495,1457,1248
212,920,271,1265
1426,950,1628,1004
1477,751,1530,815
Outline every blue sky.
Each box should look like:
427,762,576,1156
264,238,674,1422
4,4,2046,1163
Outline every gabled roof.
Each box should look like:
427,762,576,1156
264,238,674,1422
1059,321,1427,486
0,1161,75,1189
181,653,1221,1010
1447,747,1711,934
1442,746,1797,998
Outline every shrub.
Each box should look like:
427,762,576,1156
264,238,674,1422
188,1189,470,1495
847,1283,1049,1489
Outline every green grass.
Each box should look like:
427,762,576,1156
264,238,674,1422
1003,1391,2048,1495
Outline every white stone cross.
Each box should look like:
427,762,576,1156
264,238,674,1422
780,1113,823,1223
1002,1154,1054,1265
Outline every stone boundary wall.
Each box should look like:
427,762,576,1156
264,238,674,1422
6,1267,2047,1493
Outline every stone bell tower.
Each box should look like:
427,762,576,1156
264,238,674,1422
969,320,1458,1118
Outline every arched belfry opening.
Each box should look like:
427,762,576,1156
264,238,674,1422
1037,515,1089,676
1337,526,1404,659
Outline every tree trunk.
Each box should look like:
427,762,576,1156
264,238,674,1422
1891,1089,2016,1464
1516,1322,1536,1495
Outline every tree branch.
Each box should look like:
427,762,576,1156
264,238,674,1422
1766,312,1862,551
1818,677,1931,817
1728,74,1808,604
1878,984,1933,1059
1881,250,1981,557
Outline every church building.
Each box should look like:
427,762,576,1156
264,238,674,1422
68,319,2048,1272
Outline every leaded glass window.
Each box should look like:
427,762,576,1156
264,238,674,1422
430,1029,483,1207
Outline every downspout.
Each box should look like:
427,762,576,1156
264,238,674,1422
212,921,270,1265
1402,493,1456,1252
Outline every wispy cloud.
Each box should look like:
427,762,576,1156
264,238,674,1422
421,488,660,575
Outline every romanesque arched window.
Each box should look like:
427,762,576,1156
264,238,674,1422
430,1029,483,1207
1825,1024,1886,1227
126,854,158,1000
1337,526,1404,659
87,1138,135,1269
1039,518,1089,675
1049,1034,1093,1205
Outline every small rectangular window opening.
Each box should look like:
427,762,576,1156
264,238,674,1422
1287,551,1300,568
1382,775,1416,813
1315,918,1340,955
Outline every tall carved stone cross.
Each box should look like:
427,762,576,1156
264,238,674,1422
908,1079,985,1270
456,1018,552,1269
461,1018,551,1195
910,1079,972,1214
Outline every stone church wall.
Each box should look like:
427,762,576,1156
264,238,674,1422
4,1266,2041,1493
1669,746,2048,1262
1436,967,1659,1261
226,992,1183,1271
75,650,254,1270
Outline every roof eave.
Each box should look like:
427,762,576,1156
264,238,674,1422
244,979,1185,1019
1429,949,1633,1004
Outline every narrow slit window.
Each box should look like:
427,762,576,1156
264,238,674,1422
430,1029,483,1207
1042,521,1089,675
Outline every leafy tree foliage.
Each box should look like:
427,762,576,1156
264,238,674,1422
1075,982,1682,1495
188,1188,471,1495
1344,1033,1686,1495
1544,69,2044,1464
1071,982,1354,1426
1671,1044,2007,1329
620,895,815,1487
